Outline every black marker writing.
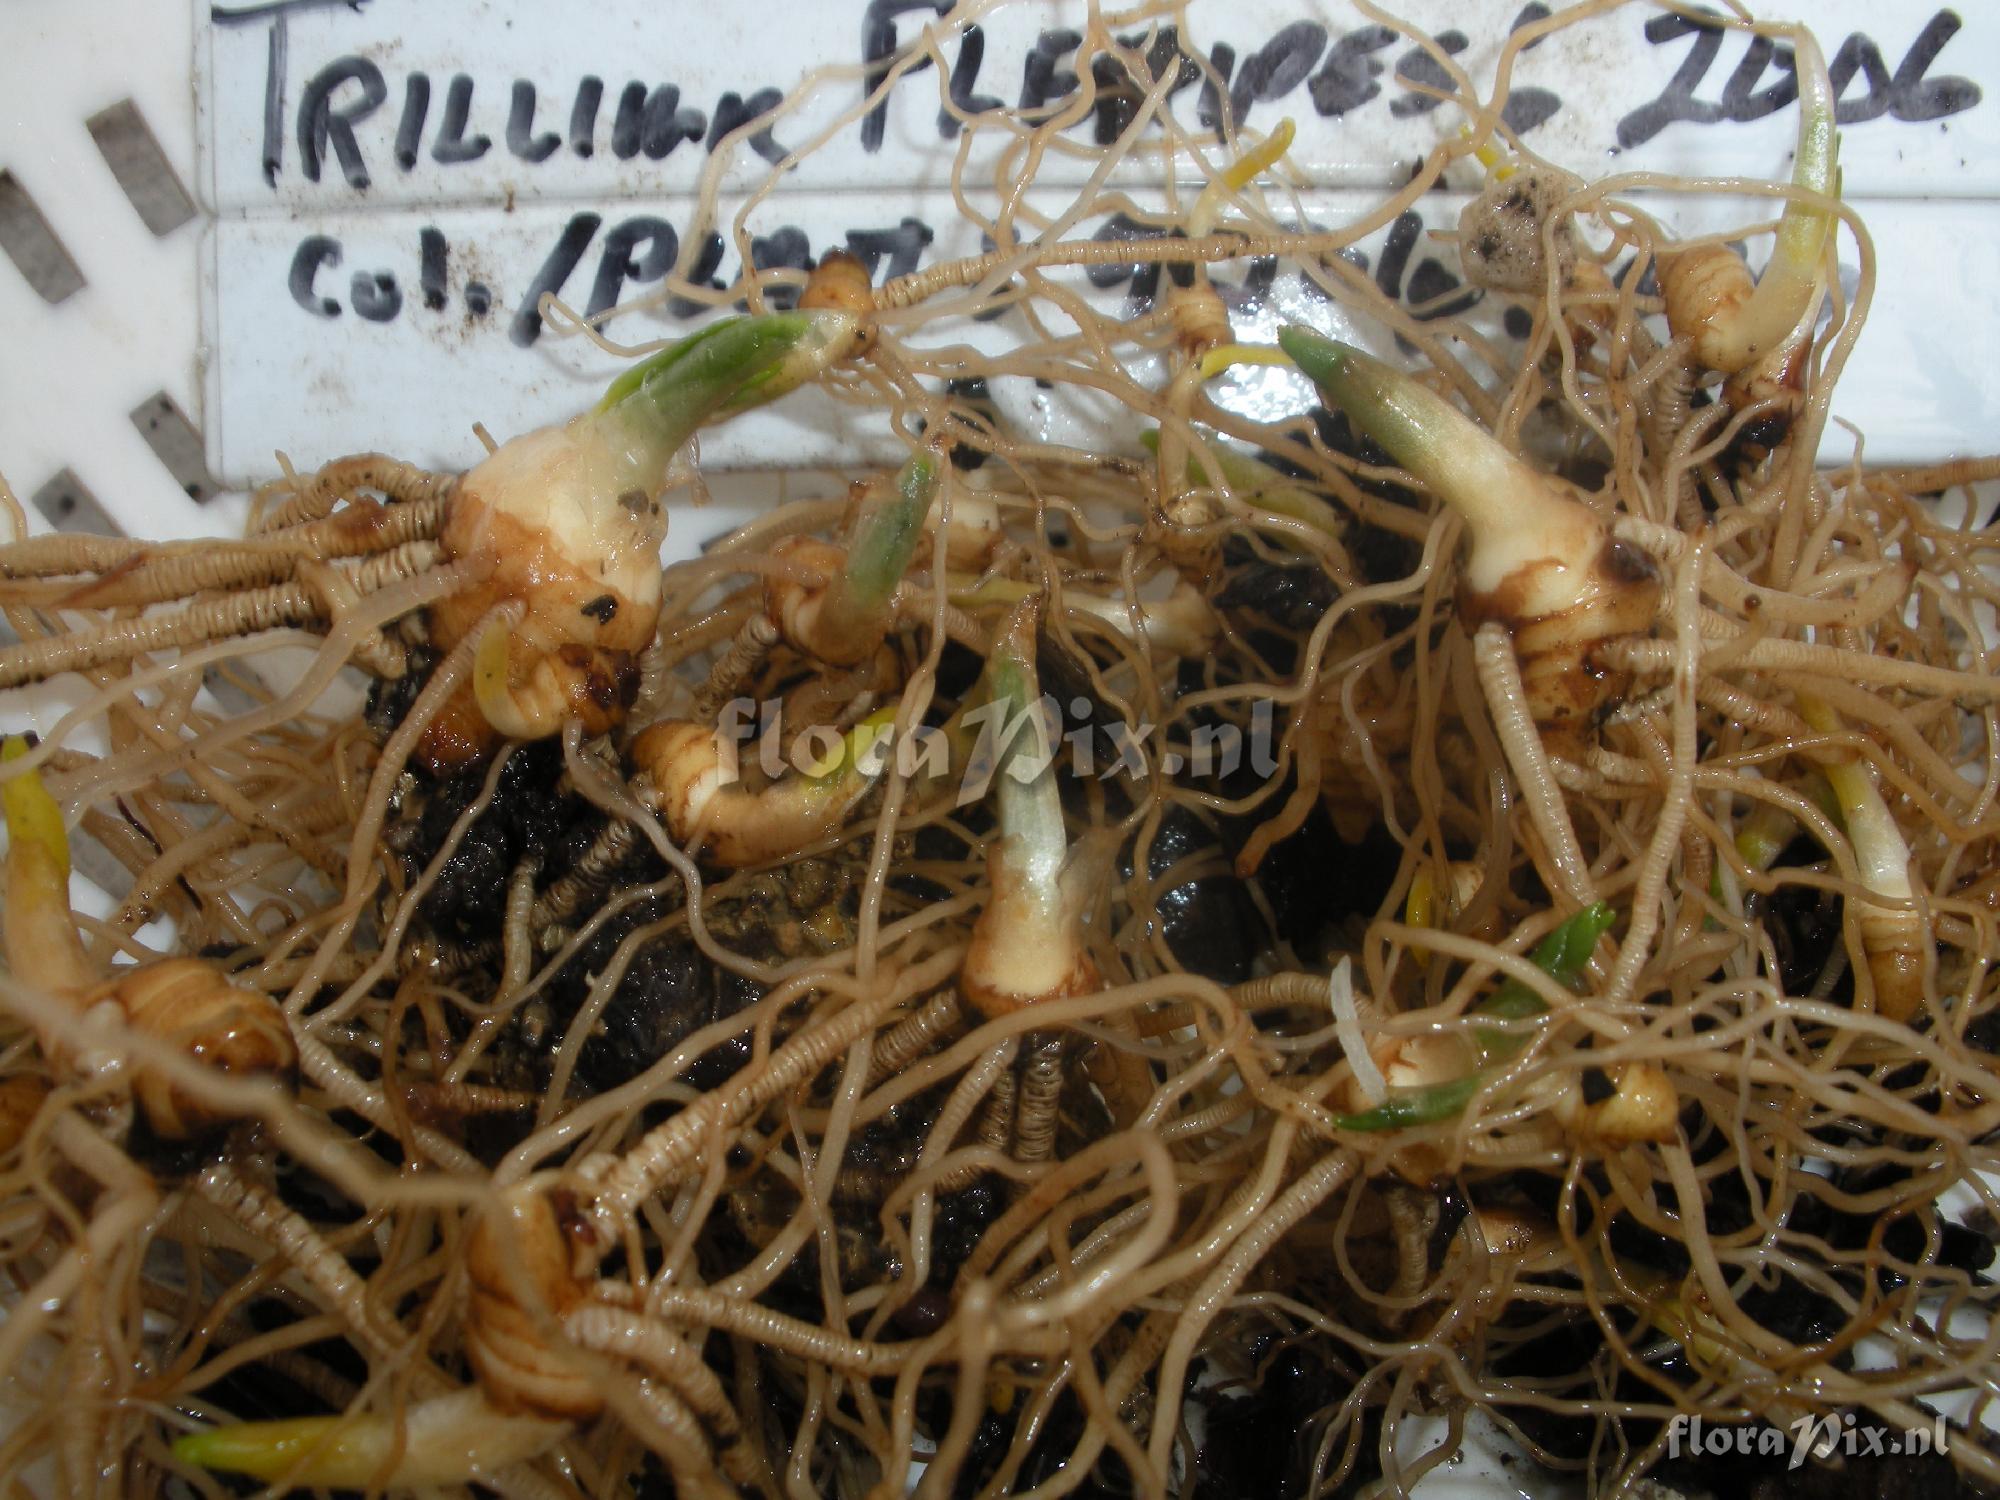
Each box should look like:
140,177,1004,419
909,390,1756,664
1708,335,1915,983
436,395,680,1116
212,0,364,23
609,85,646,159
1307,26,1395,118
862,0,950,152
260,15,287,186
1501,5,1560,132
289,234,341,315
746,226,813,310
1086,211,1170,308
613,84,705,161
1196,42,1234,131
1617,14,1752,146
1828,32,1896,123
1374,209,1478,332
1019,29,1082,113
569,77,602,156
1374,211,1418,302
1406,256,1477,319
351,269,400,321
1088,26,1200,145
859,10,1264,147
393,73,428,171
430,73,490,164
298,55,384,188
587,216,678,318
667,231,728,318
288,228,493,323
481,214,942,344
419,226,447,310
709,89,787,165
1888,11,1981,122
1501,86,1562,135
1229,21,1327,128
1390,30,1467,119
1717,34,1797,123
845,218,934,281
507,81,561,163
511,212,601,346
1512,3,1553,45
940,25,1004,139
1620,9,1979,148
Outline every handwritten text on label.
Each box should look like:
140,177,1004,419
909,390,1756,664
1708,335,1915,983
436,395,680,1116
239,6,1979,191
198,1,1998,476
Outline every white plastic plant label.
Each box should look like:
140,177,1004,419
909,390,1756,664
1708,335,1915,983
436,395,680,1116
195,0,1999,480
